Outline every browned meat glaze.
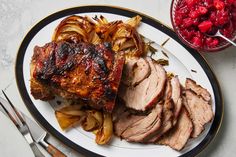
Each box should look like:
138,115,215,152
30,41,125,112
118,57,167,111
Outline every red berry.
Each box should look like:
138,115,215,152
189,10,199,18
185,0,198,7
198,6,208,14
192,36,203,47
205,37,213,46
213,0,225,10
210,11,216,23
204,0,214,8
177,6,190,16
205,37,219,47
198,20,213,32
193,18,200,25
182,18,194,27
181,29,194,39
215,9,230,26
175,15,183,26
211,38,219,47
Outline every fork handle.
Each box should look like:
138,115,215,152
46,144,67,157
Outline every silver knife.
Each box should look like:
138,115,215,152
0,93,67,157
22,112,67,157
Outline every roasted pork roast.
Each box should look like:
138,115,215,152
30,41,124,112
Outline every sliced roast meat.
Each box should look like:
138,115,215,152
186,78,211,102
113,100,145,136
119,57,166,111
147,80,174,143
171,76,183,125
122,57,150,86
185,90,214,138
120,103,163,142
157,107,193,151
114,111,145,137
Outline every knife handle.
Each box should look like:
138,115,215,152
46,144,67,157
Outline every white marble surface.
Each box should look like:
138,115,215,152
0,0,235,156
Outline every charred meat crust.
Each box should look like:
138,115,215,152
30,41,124,112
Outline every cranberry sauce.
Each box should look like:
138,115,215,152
174,0,236,48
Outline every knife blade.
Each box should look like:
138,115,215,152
0,94,67,157
21,111,67,157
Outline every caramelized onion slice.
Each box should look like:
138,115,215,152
81,110,103,131
55,111,83,131
55,105,86,130
95,112,113,145
125,15,142,28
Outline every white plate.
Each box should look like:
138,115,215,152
15,6,223,157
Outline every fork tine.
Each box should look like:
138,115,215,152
2,90,26,125
0,101,20,127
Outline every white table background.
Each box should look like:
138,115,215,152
0,0,235,156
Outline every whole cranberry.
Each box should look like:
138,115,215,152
192,36,203,47
215,9,230,26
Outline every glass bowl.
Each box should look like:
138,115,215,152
170,0,236,52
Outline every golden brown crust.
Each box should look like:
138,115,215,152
30,77,54,100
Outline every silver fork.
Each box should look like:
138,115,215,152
0,100,45,157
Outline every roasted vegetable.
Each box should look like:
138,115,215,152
55,111,83,131
81,110,103,131
52,15,95,42
52,15,145,59
55,105,86,130
95,112,113,145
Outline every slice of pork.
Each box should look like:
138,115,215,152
119,58,166,111
114,111,145,137
186,78,211,102
113,101,145,136
120,103,163,142
184,90,214,138
157,107,193,151
171,76,183,125
147,80,174,143
122,57,150,86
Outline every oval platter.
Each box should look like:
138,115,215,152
15,5,223,157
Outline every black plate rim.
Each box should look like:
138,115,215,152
15,5,223,157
